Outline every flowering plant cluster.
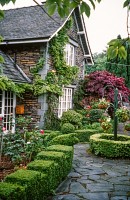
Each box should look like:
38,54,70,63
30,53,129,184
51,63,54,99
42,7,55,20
115,106,130,122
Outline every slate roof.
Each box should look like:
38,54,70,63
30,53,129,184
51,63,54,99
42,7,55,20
0,5,66,42
0,50,31,83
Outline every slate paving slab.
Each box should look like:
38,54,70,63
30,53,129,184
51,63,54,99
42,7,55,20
52,143,130,200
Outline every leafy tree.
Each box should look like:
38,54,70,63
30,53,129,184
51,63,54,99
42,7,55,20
106,36,130,87
81,70,130,106
85,51,107,74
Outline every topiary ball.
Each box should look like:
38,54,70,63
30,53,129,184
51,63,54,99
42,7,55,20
61,123,75,134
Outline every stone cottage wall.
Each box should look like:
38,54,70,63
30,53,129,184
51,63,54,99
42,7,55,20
1,43,46,129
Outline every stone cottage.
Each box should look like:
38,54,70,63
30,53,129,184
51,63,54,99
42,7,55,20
0,3,93,132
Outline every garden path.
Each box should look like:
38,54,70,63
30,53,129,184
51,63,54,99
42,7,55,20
52,143,130,200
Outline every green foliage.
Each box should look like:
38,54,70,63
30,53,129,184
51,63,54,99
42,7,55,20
27,160,59,192
46,145,73,176
90,133,130,158
88,109,104,123
61,110,83,129
115,106,130,122
45,0,101,18
107,38,128,60
74,129,100,142
106,38,130,87
5,169,47,200
48,133,79,146
0,182,25,200
36,150,66,179
2,116,45,165
61,123,75,134
43,131,62,146
30,57,44,75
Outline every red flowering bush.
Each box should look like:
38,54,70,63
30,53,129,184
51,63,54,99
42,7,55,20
82,71,130,107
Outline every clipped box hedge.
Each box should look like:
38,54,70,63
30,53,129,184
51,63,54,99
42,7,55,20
5,169,47,200
46,145,74,176
44,131,62,146
0,182,26,200
74,129,99,142
90,133,130,158
27,160,59,191
36,151,66,181
48,133,79,146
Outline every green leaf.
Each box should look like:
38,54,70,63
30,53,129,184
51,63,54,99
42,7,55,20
123,0,130,8
57,6,65,18
47,3,57,15
0,10,4,19
0,36,3,42
88,0,95,9
0,55,4,63
70,1,79,9
80,2,91,17
118,46,127,59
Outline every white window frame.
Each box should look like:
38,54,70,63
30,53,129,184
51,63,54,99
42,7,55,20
58,87,73,118
64,43,75,66
0,91,16,133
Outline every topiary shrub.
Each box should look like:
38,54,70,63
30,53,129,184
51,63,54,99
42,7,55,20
5,169,47,200
36,151,66,181
61,123,75,134
46,145,73,176
0,182,26,200
74,129,101,142
43,131,62,146
48,134,79,146
90,133,130,158
27,160,59,192
61,110,83,129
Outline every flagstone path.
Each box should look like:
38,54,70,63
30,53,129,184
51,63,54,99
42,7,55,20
52,143,130,200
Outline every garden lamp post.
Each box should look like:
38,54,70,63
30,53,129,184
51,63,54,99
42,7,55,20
103,85,118,140
113,88,118,140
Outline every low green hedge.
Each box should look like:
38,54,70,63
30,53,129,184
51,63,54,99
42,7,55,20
0,182,26,200
46,145,74,176
5,169,47,200
44,131,62,146
90,133,130,158
74,129,99,142
27,160,59,191
36,151,66,181
48,134,79,146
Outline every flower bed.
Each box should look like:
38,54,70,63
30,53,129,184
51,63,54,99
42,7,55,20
90,133,130,158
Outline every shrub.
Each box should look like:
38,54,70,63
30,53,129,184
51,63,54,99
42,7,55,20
61,123,75,134
5,169,47,200
0,182,25,200
88,109,104,123
36,151,66,180
61,110,83,129
43,131,62,146
90,133,130,158
27,160,59,191
82,70,130,105
48,134,79,146
74,129,100,142
46,145,73,176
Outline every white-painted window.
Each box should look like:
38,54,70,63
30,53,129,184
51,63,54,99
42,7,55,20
58,88,73,118
0,91,16,133
64,44,75,66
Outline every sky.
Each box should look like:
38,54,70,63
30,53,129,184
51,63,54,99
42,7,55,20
0,0,129,54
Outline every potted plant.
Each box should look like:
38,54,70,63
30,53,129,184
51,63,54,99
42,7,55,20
115,106,130,122
97,98,110,109
124,123,130,131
